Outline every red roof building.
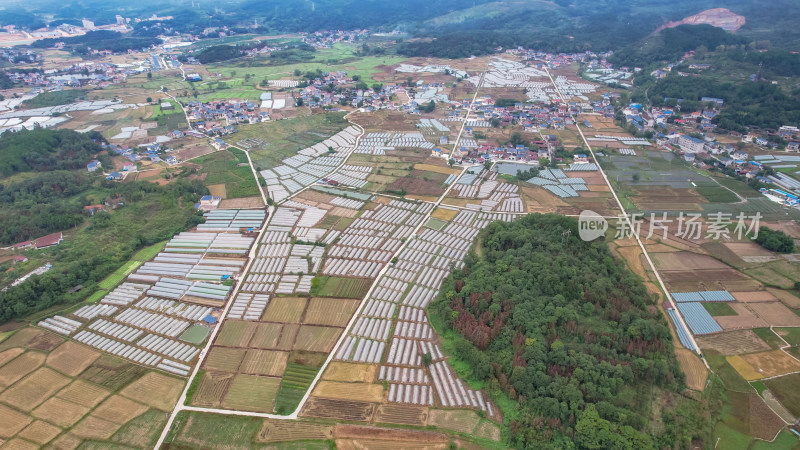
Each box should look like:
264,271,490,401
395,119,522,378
34,232,63,249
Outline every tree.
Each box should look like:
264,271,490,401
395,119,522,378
147,72,152,79
538,157,549,167
296,98,304,107
483,160,492,170
421,352,433,366
449,158,455,167
146,97,153,103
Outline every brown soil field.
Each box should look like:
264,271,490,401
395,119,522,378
296,189,337,204
17,420,61,445
263,297,308,323
0,438,39,450
303,298,359,327
71,415,121,440
474,420,502,441
749,302,800,327
696,329,770,355
250,323,284,349
0,403,33,438
761,221,800,238
767,288,800,308
192,371,234,408
32,397,90,427
330,206,359,218
720,280,764,292
724,242,775,257
675,349,708,391
204,347,245,372
93,395,149,424
0,329,61,352
240,349,289,376
322,362,376,383
119,371,184,411
715,303,769,330
651,251,727,271
45,341,100,377
313,381,383,403
0,367,70,411
334,424,448,443
661,268,747,283
0,348,24,367
223,374,281,412
294,326,342,353
731,291,778,302
218,196,265,208
0,351,45,388
374,404,428,426
748,393,785,440
56,379,110,408
737,350,800,380
173,143,216,161
520,185,569,210
276,324,299,350
301,397,375,421
645,244,682,253
387,172,445,197
215,320,259,347
207,183,227,198
49,432,82,450
335,439,448,450
428,409,481,434
137,168,162,180
257,420,334,443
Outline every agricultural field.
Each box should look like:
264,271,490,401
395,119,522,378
193,148,260,198
0,327,182,448
311,276,373,298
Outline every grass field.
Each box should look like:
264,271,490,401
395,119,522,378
754,328,785,350
311,276,372,299
223,374,281,412
764,373,800,417
273,362,319,415
195,149,259,198
775,327,800,346
695,185,739,203
703,302,737,316
95,240,167,292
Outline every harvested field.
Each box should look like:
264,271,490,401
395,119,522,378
0,351,45,388
303,298,360,327
207,183,226,198
764,373,800,417
263,297,308,323
733,350,800,380
215,320,259,347
71,415,121,440
49,433,82,450
276,324,299,350
675,349,707,391
520,185,569,209
767,288,800,308
387,173,445,197
749,302,800,327
427,409,480,434
724,242,775,257
32,397,90,427
93,395,149,424
0,403,33,438
374,404,428,426
334,424,448,443
314,276,373,299
192,371,234,408
250,323,284,349
651,252,727,271
80,356,148,391
45,341,100,376
413,163,460,176
223,374,281,412
301,397,375,421
322,362,376,382
474,420,502,441
110,408,168,448
731,291,779,303
294,326,342,352
0,348,24,367
715,303,769,330
240,349,289,376
56,379,110,408
430,207,458,221
661,269,747,283
257,420,333,443
17,420,61,445
218,196,265,208
720,280,764,292
0,328,47,351
313,381,383,402
696,330,771,356
0,367,70,411
748,393,785,440
119,371,184,411
204,347,245,372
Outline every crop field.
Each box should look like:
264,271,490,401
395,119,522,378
215,320,259,347
764,374,800,417
179,324,210,345
204,346,246,372
374,404,429,426
223,374,281,412
696,329,771,355
257,420,333,442
312,276,373,298
703,302,737,316
651,252,728,271
250,323,284,349
775,327,800,346
749,302,800,326
675,349,708,391
0,326,185,447
273,362,319,414
263,297,308,323
715,303,769,330
303,298,360,327
240,349,289,376
294,326,342,352
313,381,384,403
729,350,800,380
322,362,377,383
427,409,482,435
97,260,143,291
192,371,234,408
767,288,800,308
732,291,779,302
194,149,259,199
300,397,376,422
276,324,300,350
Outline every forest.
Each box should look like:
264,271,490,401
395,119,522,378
21,89,88,108
0,128,105,177
431,214,701,449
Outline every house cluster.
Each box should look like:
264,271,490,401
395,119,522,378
298,73,406,111
185,100,269,133
100,142,177,168
464,94,615,132
452,137,558,165
12,232,64,251
301,29,370,49
5,62,139,92
0,48,40,65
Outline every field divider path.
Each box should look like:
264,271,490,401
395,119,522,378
542,66,707,367
449,71,485,160
235,146,268,206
